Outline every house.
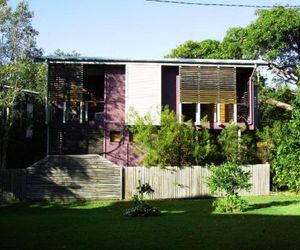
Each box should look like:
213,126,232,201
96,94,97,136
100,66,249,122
38,56,267,166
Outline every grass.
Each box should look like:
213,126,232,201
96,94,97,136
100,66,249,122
1,194,300,250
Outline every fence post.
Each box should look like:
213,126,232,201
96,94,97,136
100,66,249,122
21,169,27,201
120,167,124,200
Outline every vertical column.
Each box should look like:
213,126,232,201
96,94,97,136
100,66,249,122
176,74,180,116
196,103,201,124
249,76,254,125
63,102,66,124
80,102,83,123
178,103,182,123
217,103,221,125
233,103,237,123
85,103,88,122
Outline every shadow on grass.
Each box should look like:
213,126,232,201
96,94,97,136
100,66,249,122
1,198,300,250
246,199,300,211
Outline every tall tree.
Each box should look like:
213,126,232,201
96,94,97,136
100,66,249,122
0,0,44,168
243,7,300,70
219,27,247,59
165,39,221,59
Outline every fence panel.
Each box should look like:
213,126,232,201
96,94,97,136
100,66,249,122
124,164,270,200
0,169,26,201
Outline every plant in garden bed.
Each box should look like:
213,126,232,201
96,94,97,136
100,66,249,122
124,181,161,217
208,162,252,213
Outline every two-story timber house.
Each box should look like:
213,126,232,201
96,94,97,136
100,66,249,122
39,56,267,166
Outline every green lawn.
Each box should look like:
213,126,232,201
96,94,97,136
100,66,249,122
1,194,300,250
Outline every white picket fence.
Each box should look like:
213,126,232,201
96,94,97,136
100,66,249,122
124,164,270,200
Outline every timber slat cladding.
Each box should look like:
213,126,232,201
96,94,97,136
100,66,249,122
180,66,236,104
25,155,121,201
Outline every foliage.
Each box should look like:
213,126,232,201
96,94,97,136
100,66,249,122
165,39,221,59
218,122,257,164
166,6,300,82
0,0,42,62
258,85,294,126
0,0,45,168
242,7,300,68
208,162,252,213
271,95,300,193
129,106,215,167
213,194,248,213
219,27,247,59
124,181,161,217
51,49,81,57
124,203,161,217
132,180,154,205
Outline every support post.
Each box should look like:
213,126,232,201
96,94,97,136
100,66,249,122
217,103,221,125
233,103,237,123
196,103,201,124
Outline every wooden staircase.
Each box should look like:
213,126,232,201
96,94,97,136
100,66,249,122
25,155,121,201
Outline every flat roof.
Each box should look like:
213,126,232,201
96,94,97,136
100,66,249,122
36,56,268,67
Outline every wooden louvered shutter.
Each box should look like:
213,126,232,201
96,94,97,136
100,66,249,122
180,66,236,104
180,66,199,103
199,66,219,103
219,67,236,104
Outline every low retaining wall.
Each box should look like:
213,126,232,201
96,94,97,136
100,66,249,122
1,162,270,201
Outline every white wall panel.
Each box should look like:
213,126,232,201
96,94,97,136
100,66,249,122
126,63,161,125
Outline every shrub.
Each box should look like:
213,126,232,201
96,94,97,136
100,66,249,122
129,106,215,167
213,194,248,213
208,162,252,213
218,122,257,164
124,181,161,217
124,203,161,217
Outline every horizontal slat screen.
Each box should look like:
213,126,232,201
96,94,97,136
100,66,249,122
48,64,84,123
219,67,236,103
48,64,83,103
180,66,236,104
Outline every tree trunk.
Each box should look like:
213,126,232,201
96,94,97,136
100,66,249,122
265,98,293,111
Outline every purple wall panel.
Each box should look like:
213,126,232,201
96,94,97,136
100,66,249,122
104,66,141,166
161,66,178,113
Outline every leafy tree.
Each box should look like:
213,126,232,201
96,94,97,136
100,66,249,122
0,0,44,168
271,96,300,193
219,27,247,59
129,106,215,167
243,7,300,69
165,39,221,59
208,162,252,213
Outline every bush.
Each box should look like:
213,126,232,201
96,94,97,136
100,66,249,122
213,194,248,213
208,162,252,213
129,106,215,167
218,122,257,164
124,181,161,217
124,203,161,217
